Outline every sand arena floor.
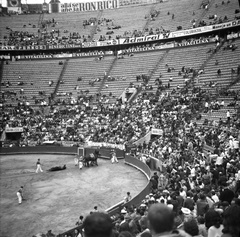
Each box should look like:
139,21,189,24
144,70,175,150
0,154,147,237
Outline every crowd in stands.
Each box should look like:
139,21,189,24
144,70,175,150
1,58,240,237
2,62,239,236
1,0,240,48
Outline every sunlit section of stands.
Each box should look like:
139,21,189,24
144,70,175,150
200,0,240,25
198,38,240,90
1,60,63,105
93,5,152,41
0,14,39,42
100,50,167,102
147,0,205,32
43,12,98,41
149,44,213,91
56,56,115,101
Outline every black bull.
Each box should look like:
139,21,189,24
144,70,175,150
83,152,100,167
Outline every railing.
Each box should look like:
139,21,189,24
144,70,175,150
97,56,118,93
52,59,69,100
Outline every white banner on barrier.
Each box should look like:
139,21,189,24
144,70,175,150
151,128,163,136
5,127,23,133
86,141,125,150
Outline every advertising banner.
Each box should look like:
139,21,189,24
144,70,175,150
0,44,82,51
170,28,204,38
60,0,119,12
82,41,98,48
174,38,215,47
18,51,108,60
96,39,118,46
155,42,174,49
18,55,54,59
72,51,104,57
212,20,240,30
119,33,167,44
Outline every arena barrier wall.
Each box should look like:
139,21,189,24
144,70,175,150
0,146,78,155
0,146,125,158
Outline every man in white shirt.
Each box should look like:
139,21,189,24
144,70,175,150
124,192,132,203
226,110,230,122
211,191,219,203
17,186,23,204
233,138,239,153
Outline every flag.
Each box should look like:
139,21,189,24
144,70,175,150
7,0,21,7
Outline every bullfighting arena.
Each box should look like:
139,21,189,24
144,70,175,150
0,154,147,237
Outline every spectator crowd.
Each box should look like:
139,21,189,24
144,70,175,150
1,65,240,237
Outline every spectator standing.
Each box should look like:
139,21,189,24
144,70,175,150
196,194,209,216
124,192,132,203
211,191,219,203
76,215,84,226
184,192,195,211
226,110,230,123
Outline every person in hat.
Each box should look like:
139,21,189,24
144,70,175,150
16,186,23,204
